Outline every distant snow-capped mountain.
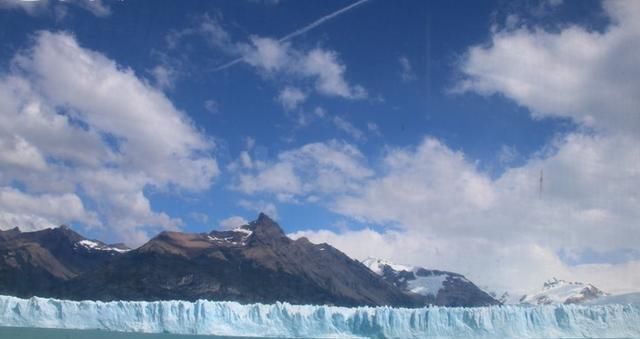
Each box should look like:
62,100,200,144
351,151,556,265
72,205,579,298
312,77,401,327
519,278,608,305
361,258,499,306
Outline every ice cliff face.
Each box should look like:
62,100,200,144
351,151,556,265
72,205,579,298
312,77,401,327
1,295,639,338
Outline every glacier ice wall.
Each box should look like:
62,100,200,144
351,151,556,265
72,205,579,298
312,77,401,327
1,295,639,338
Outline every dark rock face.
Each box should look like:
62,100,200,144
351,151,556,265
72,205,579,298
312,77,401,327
1,214,421,307
362,258,500,307
0,226,128,298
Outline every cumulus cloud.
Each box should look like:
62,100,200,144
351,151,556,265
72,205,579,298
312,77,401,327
285,131,640,295
277,86,307,111
150,64,178,90
0,0,48,15
0,0,111,17
455,0,640,134
291,227,640,295
285,1,640,294
0,32,218,244
232,140,372,202
0,187,98,231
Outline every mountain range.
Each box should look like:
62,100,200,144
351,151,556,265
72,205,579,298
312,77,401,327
361,258,498,307
487,278,610,305
519,278,608,305
0,214,500,307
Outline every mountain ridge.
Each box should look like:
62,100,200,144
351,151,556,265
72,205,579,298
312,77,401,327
1,214,423,307
361,257,500,306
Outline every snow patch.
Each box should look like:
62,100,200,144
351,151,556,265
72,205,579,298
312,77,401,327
76,240,129,253
361,257,413,274
408,275,448,296
232,227,253,237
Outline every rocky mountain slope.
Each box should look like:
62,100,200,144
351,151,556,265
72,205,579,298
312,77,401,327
361,258,499,306
1,214,423,307
0,225,129,298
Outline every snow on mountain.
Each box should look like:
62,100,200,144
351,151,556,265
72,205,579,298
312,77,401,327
75,240,130,253
362,258,413,276
361,258,499,306
520,278,608,305
2,295,639,338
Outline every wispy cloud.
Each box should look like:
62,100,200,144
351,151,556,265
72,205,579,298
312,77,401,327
214,0,370,71
398,56,416,82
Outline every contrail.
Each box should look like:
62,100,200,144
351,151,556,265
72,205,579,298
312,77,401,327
278,0,370,42
213,0,371,72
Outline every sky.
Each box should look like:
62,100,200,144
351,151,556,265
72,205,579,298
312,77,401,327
0,0,638,295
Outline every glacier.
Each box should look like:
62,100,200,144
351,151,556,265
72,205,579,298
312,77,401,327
1,295,639,338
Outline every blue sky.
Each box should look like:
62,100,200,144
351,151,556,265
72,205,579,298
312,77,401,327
0,0,638,294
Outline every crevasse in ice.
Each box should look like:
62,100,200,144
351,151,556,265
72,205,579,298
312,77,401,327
0,295,639,338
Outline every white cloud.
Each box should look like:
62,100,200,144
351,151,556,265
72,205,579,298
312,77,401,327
455,0,640,134
285,132,640,295
239,36,292,72
332,116,364,141
150,65,177,90
398,56,416,82
277,86,307,111
167,13,234,52
290,119,636,294
0,32,218,244
233,140,372,201
239,151,253,169
0,0,48,15
228,36,367,99
0,0,111,17
497,144,519,165
333,138,497,227
235,36,366,100
0,187,98,231
291,227,640,295
300,48,367,99
218,216,248,230
168,14,366,116
285,2,640,294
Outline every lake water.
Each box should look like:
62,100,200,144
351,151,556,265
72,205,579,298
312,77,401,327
0,327,268,339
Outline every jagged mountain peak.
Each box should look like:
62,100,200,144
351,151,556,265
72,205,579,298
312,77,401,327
246,213,285,239
54,217,419,307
